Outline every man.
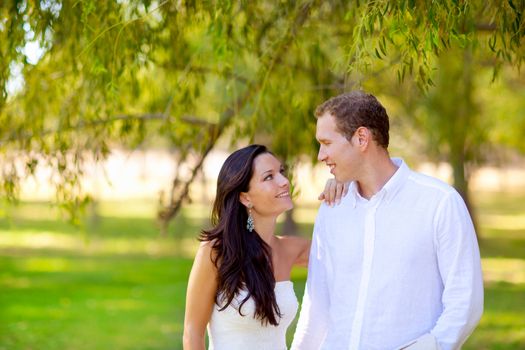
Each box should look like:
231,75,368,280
291,91,483,350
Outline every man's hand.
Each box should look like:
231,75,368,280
318,179,349,206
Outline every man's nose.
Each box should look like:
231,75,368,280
318,146,326,162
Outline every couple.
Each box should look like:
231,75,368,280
183,91,484,350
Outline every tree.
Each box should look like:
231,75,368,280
1,0,523,229
351,1,524,234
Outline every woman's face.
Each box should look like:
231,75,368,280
243,153,293,217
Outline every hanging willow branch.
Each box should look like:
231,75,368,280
156,1,315,234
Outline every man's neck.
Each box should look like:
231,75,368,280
356,156,398,200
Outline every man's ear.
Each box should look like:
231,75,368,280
239,192,251,208
355,127,370,148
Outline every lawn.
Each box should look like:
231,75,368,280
0,191,524,349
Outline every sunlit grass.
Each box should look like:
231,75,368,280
482,258,525,284
0,231,203,258
482,214,525,231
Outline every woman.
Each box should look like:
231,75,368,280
183,144,343,350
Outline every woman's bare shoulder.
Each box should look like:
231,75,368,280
195,239,219,264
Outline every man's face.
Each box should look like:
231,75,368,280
316,113,361,182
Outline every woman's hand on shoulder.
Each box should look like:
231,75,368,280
318,178,349,206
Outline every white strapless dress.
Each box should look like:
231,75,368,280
207,281,298,350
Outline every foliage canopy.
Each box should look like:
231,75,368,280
1,0,523,223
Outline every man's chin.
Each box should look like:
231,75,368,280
333,174,350,183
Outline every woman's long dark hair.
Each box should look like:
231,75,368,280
200,144,282,326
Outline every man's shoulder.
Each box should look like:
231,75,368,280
316,200,332,217
317,187,356,215
406,169,456,196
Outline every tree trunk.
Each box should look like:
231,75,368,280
448,46,480,240
450,153,479,238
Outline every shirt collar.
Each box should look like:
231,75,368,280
347,158,410,207
347,181,359,208
381,158,409,204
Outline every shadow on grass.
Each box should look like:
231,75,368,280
480,236,525,259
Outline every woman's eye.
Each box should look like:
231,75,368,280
264,175,273,181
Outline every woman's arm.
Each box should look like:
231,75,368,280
294,237,311,267
183,241,218,350
281,236,311,268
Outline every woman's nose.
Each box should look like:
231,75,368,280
278,173,289,187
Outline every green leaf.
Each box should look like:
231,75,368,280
380,36,387,55
375,47,382,59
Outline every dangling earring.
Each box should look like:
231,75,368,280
246,204,255,232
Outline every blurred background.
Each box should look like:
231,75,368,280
1,1,524,349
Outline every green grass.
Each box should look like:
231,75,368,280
0,254,192,350
1,191,524,349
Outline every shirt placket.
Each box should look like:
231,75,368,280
348,200,380,350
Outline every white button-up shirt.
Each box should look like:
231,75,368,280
291,159,483,350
